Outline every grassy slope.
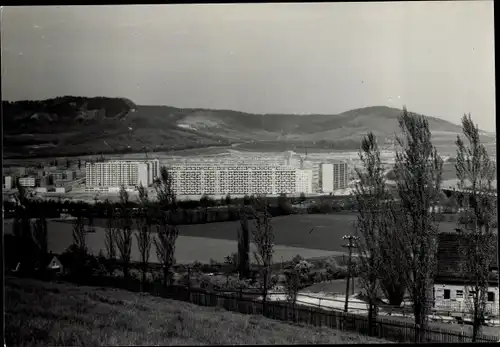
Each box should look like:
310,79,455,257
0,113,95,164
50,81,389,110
6,277,390,346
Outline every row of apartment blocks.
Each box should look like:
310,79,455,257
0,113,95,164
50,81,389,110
85,159,160,191
167,165,313,196
84,158,349,196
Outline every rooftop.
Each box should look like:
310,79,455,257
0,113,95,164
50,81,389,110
436,232,498,284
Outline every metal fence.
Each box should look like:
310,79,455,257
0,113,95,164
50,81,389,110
162,284,499,343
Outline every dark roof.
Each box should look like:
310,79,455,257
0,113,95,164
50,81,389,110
436,232,498,283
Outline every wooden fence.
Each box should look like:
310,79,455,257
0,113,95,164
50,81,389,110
161,284,499,343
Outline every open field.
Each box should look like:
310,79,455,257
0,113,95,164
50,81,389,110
6,277,390,346
4,214,463,265
52,213,462,253
3,219,343,264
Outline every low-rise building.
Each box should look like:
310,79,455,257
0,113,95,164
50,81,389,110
434,232,499,317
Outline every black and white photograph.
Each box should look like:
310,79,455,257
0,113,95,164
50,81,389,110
2,2,497,345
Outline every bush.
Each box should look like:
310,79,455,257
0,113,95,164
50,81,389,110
59,245,104,280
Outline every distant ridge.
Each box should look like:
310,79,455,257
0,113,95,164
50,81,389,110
3,96,495,159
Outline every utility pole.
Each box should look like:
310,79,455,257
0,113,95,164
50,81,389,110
342,234,359,313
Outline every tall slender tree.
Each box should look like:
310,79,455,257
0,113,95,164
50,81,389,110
238,206,251,279
153,166,179,291
251,197,275,314
116,185,133,283
104,200,117,276
354,132,389,335
136,183,152,291
455,114,497,341
392,107,443,342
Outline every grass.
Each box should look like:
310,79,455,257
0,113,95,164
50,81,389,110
3,214,462,264
6,277,391,346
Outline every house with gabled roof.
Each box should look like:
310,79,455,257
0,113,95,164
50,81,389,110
433,232,498,318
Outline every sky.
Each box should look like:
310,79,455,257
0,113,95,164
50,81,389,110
1,2,495,130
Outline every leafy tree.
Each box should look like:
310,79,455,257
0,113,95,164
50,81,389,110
354,132,389,335
154,166,177,212
455,114,497,341
153,166,179,290
277,193,294,215
299,192,307,203
225,193,232,206
223,252,239,285
392,107,443,342
283,256,313,317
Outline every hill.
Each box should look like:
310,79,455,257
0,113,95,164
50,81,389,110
5,277,389,346
3,97,494,158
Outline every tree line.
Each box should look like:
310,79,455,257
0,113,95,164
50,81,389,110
353,109,497,341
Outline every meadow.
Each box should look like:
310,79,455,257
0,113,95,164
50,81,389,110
4,214,461,265
6,277,390,346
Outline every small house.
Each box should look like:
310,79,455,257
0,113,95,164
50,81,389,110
46,255,64,275
434,232,498,318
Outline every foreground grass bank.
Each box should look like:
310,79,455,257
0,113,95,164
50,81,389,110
6,277,390,346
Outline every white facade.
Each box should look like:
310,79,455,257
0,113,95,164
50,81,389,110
19,177,36,187
296,169,313,194
35,187,48,193
319,161,349,193
320,163,334,193
85,159,159,189
4,176,12,190
137,163,149,187
167,164,310,196
55,187,66,193
434,282,499,316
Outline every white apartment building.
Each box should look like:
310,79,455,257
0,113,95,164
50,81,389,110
85,160,152,191
167,164,312,196
296,169,313,194
333,161,348,190
121,159,160,185
319,161,349,193
319,163,334,193
19,176,36,187
3,176,12,190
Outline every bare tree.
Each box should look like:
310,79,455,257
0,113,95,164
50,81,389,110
116,185,133,283
238,206,251,279
32,217,48,258
354,132,387,335
104,200,117,275
136,183,152,292
251,197,275,313
455,114,497,341
72,215,87,255
392,107,443,342
154,214,179,290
